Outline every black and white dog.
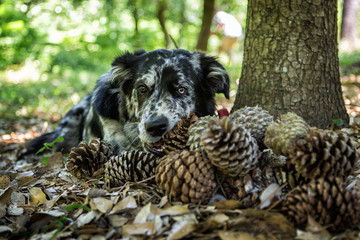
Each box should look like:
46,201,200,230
28,49,230,156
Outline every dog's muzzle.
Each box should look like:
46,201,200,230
143,115,168,156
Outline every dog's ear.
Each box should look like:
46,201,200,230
197,53,230,99
111,52,138,95
92,52,140,120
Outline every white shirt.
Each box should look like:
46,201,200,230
214,11,243,39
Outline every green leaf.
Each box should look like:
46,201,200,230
36,136,64,155
41,156,49,165
64,203,84,211
332,118,344,127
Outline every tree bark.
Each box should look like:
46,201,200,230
232,0,349,129
157,0,171,49
195,0,215,52
340,0,359,41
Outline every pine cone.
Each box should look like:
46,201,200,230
230,106,273,146
283,177,360,232
264,112,310,156
155,150,217,204
104,150,158,187
67,138,113,178
288,128,359,181
201,117,260,177
187,115,217,151
163,113,199,154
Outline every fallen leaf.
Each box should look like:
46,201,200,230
168,218,196,240
123,221,157,236
0,175,11,189
134,203,157,224
44,152,64,170
259,183,281,209
218,231,258,240
212,199,242,210
76,210,102,227
158,205,190,217
0,226,12,233
90,197,113,213
39,209,66,217
29,187,47,205
110,196,137,214
107,215,128,227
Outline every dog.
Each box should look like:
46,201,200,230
27,49,230,156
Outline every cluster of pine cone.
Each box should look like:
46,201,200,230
65,107,360,232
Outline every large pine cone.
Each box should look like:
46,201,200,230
288,128,359,181
230,106,273,146
105,150,158,187
155,150,217,204
163,113,199,154
187,115,217,151
201,117,260,177
283,177,360,232
67,138,113,178
264,112,310,156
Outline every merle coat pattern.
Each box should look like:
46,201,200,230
28,49,230,156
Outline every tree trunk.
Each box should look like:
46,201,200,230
232,0,349,129
340,0,359,41
157,0,171,49
195,0,215,52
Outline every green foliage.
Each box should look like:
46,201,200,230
40,217,73,240
64,203,91,212
0,0,244,122
36,136,64,165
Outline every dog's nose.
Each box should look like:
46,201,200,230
144,116,168,137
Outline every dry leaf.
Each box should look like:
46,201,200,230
212,199,242,210
76,210,102,227
110,196,137,214
157,205,190,217
90,197,113,213
218,231,259,240
0,175,11,189
123,221,157,236
107,215,128,227
29,187,47,205
45,152,64,170
258,183,281,209
168,219,196,240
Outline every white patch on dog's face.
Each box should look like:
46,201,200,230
129,55,197,147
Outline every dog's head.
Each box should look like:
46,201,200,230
94,49,229,155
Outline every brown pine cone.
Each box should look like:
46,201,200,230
67,138,113,178
162,113,199,154
201,117,260,177
187,115,217,151
283,177,360,232
264,112,310,156
104,150,158,187
155,150,217,204
230,106,273,146
288,128,359,181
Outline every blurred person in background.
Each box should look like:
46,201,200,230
212,9,244,62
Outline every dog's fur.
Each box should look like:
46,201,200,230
28,49,230,155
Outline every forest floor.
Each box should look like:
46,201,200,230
1,60,360,239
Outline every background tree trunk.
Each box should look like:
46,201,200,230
232,0,349,129
340,0,359,42
157,0,171,49
195,0,215,52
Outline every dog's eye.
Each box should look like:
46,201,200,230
177,87,186,94
138,85,148,93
